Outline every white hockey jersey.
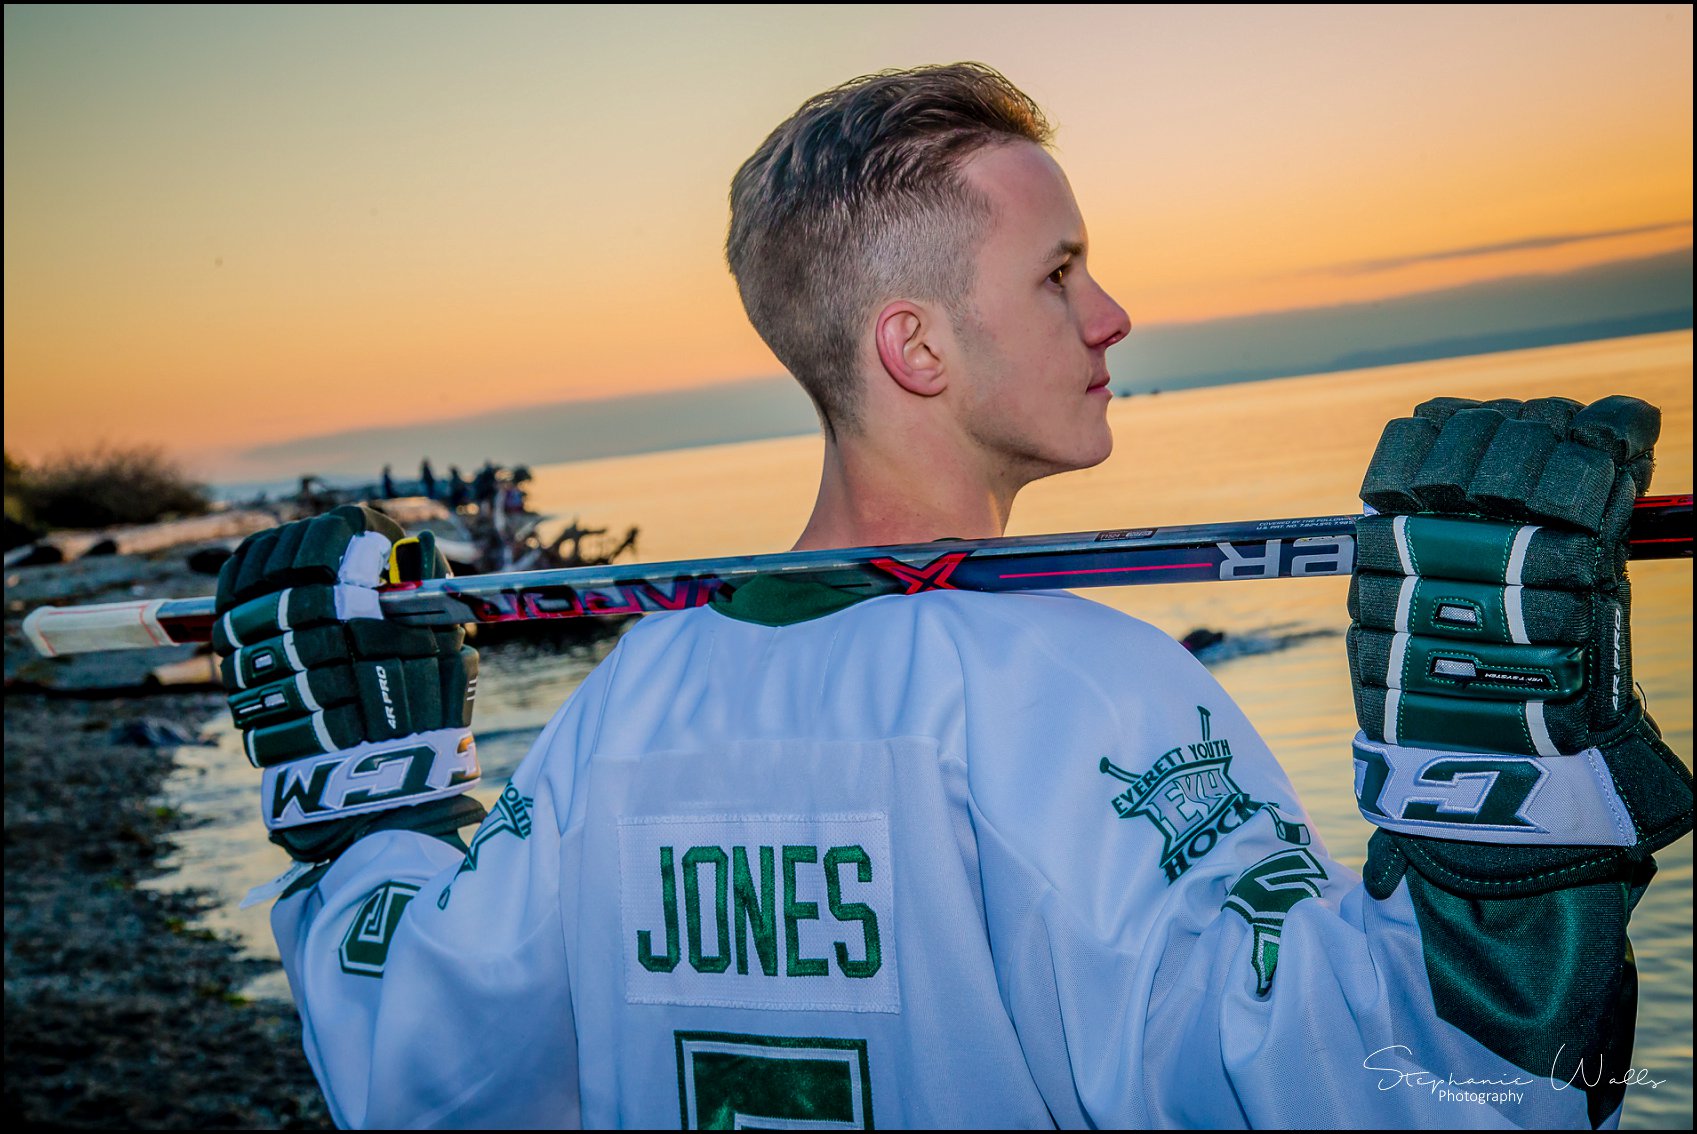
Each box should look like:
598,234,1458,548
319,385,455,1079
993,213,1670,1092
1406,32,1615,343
272,579,1626,1128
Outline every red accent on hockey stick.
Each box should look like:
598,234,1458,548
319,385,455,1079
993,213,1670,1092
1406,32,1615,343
870,551,969,594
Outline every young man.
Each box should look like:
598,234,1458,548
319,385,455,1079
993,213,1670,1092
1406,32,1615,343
213,64,1689,1127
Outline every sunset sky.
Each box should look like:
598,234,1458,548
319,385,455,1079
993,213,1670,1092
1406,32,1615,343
4,4,1692,482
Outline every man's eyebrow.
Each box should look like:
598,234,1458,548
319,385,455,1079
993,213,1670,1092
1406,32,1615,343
1042,239,1086,264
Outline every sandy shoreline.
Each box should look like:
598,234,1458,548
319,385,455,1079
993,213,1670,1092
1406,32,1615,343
2,689,330,1128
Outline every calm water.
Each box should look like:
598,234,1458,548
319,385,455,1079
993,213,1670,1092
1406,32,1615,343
158,331,1692,1127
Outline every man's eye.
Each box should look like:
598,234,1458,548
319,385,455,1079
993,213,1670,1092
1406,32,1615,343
1048,264,1068,287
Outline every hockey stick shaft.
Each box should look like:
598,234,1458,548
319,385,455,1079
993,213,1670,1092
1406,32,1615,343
23,494,1691,657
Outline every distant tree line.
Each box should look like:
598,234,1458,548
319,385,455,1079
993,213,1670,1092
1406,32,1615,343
4,445,210,550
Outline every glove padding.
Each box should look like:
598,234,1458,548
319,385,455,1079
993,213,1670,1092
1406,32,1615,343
1347,396,1692,898
214,505,486,862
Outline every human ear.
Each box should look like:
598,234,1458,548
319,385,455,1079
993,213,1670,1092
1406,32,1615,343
873,301,947,398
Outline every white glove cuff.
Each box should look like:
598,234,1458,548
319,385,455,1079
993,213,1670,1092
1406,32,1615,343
1352,733,1637,846
261,726,480,831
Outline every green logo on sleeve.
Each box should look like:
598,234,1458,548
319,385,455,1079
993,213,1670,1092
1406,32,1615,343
1100,706,1309,882
339,881,421,977
1223,848,1328,994
437,783,534,909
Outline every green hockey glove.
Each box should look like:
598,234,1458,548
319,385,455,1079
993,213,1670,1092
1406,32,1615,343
1347,395,1693,898
213,505,486,863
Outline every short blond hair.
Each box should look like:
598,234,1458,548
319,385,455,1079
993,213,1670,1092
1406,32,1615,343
726,63,1052,438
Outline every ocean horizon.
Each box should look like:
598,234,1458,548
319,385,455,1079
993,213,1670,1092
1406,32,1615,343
209,270,1693,497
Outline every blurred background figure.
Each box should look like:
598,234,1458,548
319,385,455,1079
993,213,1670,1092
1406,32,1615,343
473,461,499,514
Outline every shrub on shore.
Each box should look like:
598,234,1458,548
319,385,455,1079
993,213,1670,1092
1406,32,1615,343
7,445,211,533
4,450,42,550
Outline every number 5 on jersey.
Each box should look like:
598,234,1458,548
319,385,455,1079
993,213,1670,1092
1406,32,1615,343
676,1032,872,1130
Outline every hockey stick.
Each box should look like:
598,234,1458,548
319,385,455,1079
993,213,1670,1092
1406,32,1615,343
22,494,1691,657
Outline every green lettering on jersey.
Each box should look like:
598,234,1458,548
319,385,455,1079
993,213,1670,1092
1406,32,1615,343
684,846,731,973
782,845,828,977
732,845,778,976
638,845,681,972
824,846,882,978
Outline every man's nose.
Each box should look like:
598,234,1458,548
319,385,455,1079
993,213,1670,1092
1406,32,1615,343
1085,280,1132,351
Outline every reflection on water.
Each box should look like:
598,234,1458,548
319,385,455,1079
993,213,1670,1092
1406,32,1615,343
153,332,1692,1127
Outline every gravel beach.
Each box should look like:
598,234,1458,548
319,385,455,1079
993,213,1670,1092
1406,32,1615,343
3,689,331,1128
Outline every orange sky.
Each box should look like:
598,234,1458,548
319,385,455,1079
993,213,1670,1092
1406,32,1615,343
4,5,1692,478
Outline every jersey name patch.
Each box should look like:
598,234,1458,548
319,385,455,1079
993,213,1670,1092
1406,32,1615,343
619,813,898,1013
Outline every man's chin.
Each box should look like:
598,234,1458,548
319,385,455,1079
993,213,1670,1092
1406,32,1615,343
1072,420,1115,470
1030,427,1113,481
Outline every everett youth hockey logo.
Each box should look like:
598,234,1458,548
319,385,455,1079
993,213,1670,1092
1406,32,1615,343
1100,706,1307,882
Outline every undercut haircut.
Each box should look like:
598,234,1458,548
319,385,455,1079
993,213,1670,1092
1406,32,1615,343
726,63,1053,439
